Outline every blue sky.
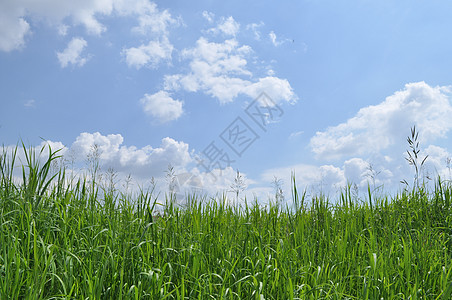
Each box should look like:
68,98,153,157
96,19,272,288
2,0,452,202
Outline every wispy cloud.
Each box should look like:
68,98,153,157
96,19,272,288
289,130,304,139
246,22,264,40
202,11,215,23
24,99,36,108
269,30,291,47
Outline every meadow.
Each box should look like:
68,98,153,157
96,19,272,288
1,141,452,299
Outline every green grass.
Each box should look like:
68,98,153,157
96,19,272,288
1,145,452,299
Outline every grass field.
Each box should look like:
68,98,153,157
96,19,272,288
1,144,452,299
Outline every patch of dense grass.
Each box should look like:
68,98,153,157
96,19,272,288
1,145,452,299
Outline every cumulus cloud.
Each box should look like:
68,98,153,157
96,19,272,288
261,82,452,196
123,37,173,69
244,76,296,104
114,0,177,35
258,157,399,200
2,134,258,205
0,0,177,52
70,132,192,178
0,140,67,184
168,166,271,205
208,16,240,36
310,82,452,160
261,163,345,194
343,158,373,187
0,0,112,45
57,37,89,68
175,166,239,195
166,37,251,103
66,132,261,202
423,145,452,179
140,91,183,123
217,16,240,36
162,36,296,104
118,1,178,69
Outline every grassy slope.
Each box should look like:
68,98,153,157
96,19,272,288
1,146,452,299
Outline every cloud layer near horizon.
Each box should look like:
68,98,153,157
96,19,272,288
310,82,452,160
258,82,452,199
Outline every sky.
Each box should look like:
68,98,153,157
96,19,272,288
2,0,452,204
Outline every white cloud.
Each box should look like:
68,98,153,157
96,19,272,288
123,37,173,69
0,0,113,43
244,76,296,104
1,140,68,184
267,69,275,76
261,163,346,196
258,156,402,200
57,37,89,68
208,16,240,36
67,133,257,203
0,21,29,52
289,131,304,139
266,82,452,196
24,99,36,108
162,36,296,104
246,22,264,40
140,91,183,123
217,16,240,36
57,24,69,36
0,8,30,52
178,166,237,194
40,140,68,156
423,145,452,179
118,1,178,69
114,0,177,35
310,82,452,160
202,11,215,23
269,31,278,46
169,166,263,205
0,0,177,52
4,133,192,188
2,134,198,204
343,158,371,186
70,132,192,178
269,30,290,47
170,37,252,103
